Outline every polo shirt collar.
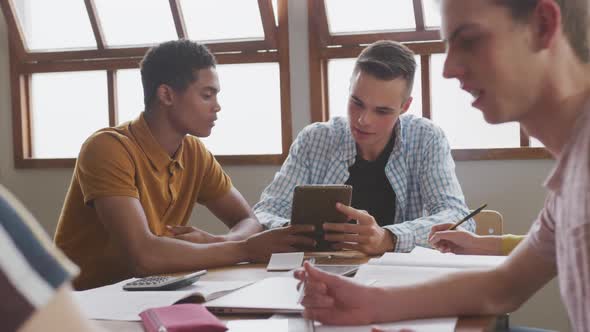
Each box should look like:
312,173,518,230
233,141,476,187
130,112,185,172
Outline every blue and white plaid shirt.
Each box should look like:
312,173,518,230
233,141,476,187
253,115,475,252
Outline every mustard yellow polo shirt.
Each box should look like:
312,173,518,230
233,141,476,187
55,113,232,290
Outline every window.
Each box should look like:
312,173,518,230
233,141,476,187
93,0,177,47
430,54,520,149
324,0,416,33
14,0,96,51
180,0,265,42
308,0,550,160
31,71,108,158
115,69,144,125
201,63,283,155
1,0,291,167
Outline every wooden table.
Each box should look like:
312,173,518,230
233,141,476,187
97,251,496,331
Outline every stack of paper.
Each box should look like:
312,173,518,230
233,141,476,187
369,246,506,269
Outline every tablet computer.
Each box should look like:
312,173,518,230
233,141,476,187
290,184,352,251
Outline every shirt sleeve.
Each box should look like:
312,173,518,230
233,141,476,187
562,222,590,330
76,132,139,205
385,125,475,252
0,185,78,332
526,197,557,262
253,128,312,229
195,146,233,204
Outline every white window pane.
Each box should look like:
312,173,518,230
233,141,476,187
325,0,416,34
181,0,264,41
530,137,545,147
328,56,422,119
430,54,520,149
14,0,96,51
31,72,108,158
423,0,442,28
272,0,278,26
94,0,177,47
116,69,144,124
201,63,282,155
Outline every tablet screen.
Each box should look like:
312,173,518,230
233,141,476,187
290,184,353,251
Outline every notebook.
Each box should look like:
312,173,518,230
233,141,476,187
368,246,506,269
205,277,303,314
205,276,377,315
75,278,252,321
354,246,506,288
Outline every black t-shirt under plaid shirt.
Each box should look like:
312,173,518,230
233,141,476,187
345,135,396,226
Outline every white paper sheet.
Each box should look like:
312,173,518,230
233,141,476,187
369,246,505,269
205,277,304,313
235,315,458,332
75,279,252,321
354,264,459,287
267,252,305,271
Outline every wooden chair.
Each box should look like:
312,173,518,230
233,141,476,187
473,210,503,235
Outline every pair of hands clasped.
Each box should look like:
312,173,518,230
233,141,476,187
166,203,397,262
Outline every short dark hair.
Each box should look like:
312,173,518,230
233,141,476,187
494,0,589,62
140,40,217,110
353,40,417,97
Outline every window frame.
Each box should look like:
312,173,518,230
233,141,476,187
308,0,551,161
1,0,292,168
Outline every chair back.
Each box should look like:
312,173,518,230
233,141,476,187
473,210,503,235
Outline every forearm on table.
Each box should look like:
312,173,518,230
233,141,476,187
131,235,249,276
225,217,263,241
473,235,503,255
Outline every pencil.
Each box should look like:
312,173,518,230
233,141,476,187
297,258,316,332
448,203,487,230
297,257,315,303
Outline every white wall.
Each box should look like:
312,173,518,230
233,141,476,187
0,1,568,330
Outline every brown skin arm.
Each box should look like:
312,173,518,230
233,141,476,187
204,187,263,241
94,196,251,276
94,196,316,275
166,187,262,243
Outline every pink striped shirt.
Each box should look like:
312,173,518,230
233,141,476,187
527,101,590,331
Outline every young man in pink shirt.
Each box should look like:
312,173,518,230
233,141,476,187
296,0,590,330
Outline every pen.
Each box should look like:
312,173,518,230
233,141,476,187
298,258,316,332
448,203,487,230
297,257,315,303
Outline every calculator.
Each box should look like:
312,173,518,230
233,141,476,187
122,270,207,291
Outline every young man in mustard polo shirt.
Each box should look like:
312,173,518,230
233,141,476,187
55,40,314,290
